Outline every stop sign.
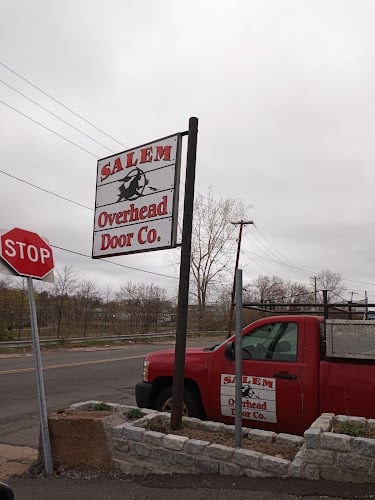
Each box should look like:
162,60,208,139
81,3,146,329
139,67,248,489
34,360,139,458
0,227,54,279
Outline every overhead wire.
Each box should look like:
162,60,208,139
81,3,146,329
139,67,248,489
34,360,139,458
0,99,98,158
241,248,313,277
341,277,375,287
252,224,296,266
52,245,179,280
240,248,274,275
243,231,307,278
0,60,126,149
0,169,93,210
252,226,313,276
0,78,116,153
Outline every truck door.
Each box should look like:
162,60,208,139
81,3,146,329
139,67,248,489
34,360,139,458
211,319,306,435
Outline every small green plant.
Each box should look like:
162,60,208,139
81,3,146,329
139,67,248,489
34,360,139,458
127,408,144,420
90,402,112,411
333,421,362,437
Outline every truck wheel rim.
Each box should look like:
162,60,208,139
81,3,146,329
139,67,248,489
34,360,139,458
161,397,188,416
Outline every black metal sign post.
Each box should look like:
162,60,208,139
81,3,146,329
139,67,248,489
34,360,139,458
234,269,243,448
170,117,198,431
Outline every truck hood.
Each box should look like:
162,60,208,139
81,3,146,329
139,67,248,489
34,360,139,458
146,347,207,361
146,346,217,380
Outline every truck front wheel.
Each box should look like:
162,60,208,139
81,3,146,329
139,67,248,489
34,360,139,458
155,386,204,418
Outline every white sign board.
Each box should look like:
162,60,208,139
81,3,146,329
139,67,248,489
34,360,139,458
92,134,182,257
220,373,277,423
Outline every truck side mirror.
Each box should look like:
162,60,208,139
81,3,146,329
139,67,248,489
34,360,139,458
225,341,235,361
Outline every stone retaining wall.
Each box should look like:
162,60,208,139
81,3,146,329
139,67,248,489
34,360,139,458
69,402,375,482
304,413,375,483
112,412,305,478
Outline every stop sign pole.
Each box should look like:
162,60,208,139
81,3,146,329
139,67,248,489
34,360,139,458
27,276,53,476
0,228,54,476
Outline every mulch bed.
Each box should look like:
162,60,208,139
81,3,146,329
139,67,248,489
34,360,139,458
149,421,301,461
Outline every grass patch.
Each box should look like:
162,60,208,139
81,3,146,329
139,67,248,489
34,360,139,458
332,421,363,437
90,403,112,411
127,408,144,420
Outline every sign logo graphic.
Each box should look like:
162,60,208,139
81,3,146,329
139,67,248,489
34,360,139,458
117,168,157,202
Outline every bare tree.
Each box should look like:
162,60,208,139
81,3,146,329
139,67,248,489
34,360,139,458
15,278,27,340
286,281,313,305
247,275,287,304
244,276,313,314
0,277,12,339
53,265,78,337
116,282,171,334
73,279,101,336
190,191,248,329
312,270,345,303
102,286,116,332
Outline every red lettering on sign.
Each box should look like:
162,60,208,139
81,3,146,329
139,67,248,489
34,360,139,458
100,162,111,182
99,143,175,182
97,196,168,229
112,157,124,175
126,152,138,168
154,145,171,161
140,147,153,163
100,233,134,250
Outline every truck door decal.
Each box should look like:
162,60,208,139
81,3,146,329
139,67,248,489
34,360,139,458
220,374,277,423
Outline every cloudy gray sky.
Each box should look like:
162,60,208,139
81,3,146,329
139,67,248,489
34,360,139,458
1,0,375,302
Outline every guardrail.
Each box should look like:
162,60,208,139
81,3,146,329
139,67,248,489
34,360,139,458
0,333,176,349
0,331,225,349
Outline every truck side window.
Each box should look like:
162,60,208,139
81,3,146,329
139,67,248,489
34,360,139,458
242,322,298,362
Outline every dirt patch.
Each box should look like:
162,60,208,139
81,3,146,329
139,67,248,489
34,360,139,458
149,421,300,461
0,444,38,481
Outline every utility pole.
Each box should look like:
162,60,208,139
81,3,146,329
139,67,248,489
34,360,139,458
314,277,317,303
227,220,254,338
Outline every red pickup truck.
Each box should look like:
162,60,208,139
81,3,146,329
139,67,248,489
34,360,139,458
135,315,375,435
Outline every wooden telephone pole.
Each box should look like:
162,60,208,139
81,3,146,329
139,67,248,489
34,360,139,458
227,220,254,337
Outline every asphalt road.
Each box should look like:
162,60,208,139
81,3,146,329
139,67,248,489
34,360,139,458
0,340,180,447
7,474,375,500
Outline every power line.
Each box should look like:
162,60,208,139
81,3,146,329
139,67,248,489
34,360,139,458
0,99,98,158
245,231,308,278
0,60,126,149
0,78,115,153
241,250,273,274
0,169,93,210
243,249,313,277
342,277,375,287
251,224,313,275
52,244,179,280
